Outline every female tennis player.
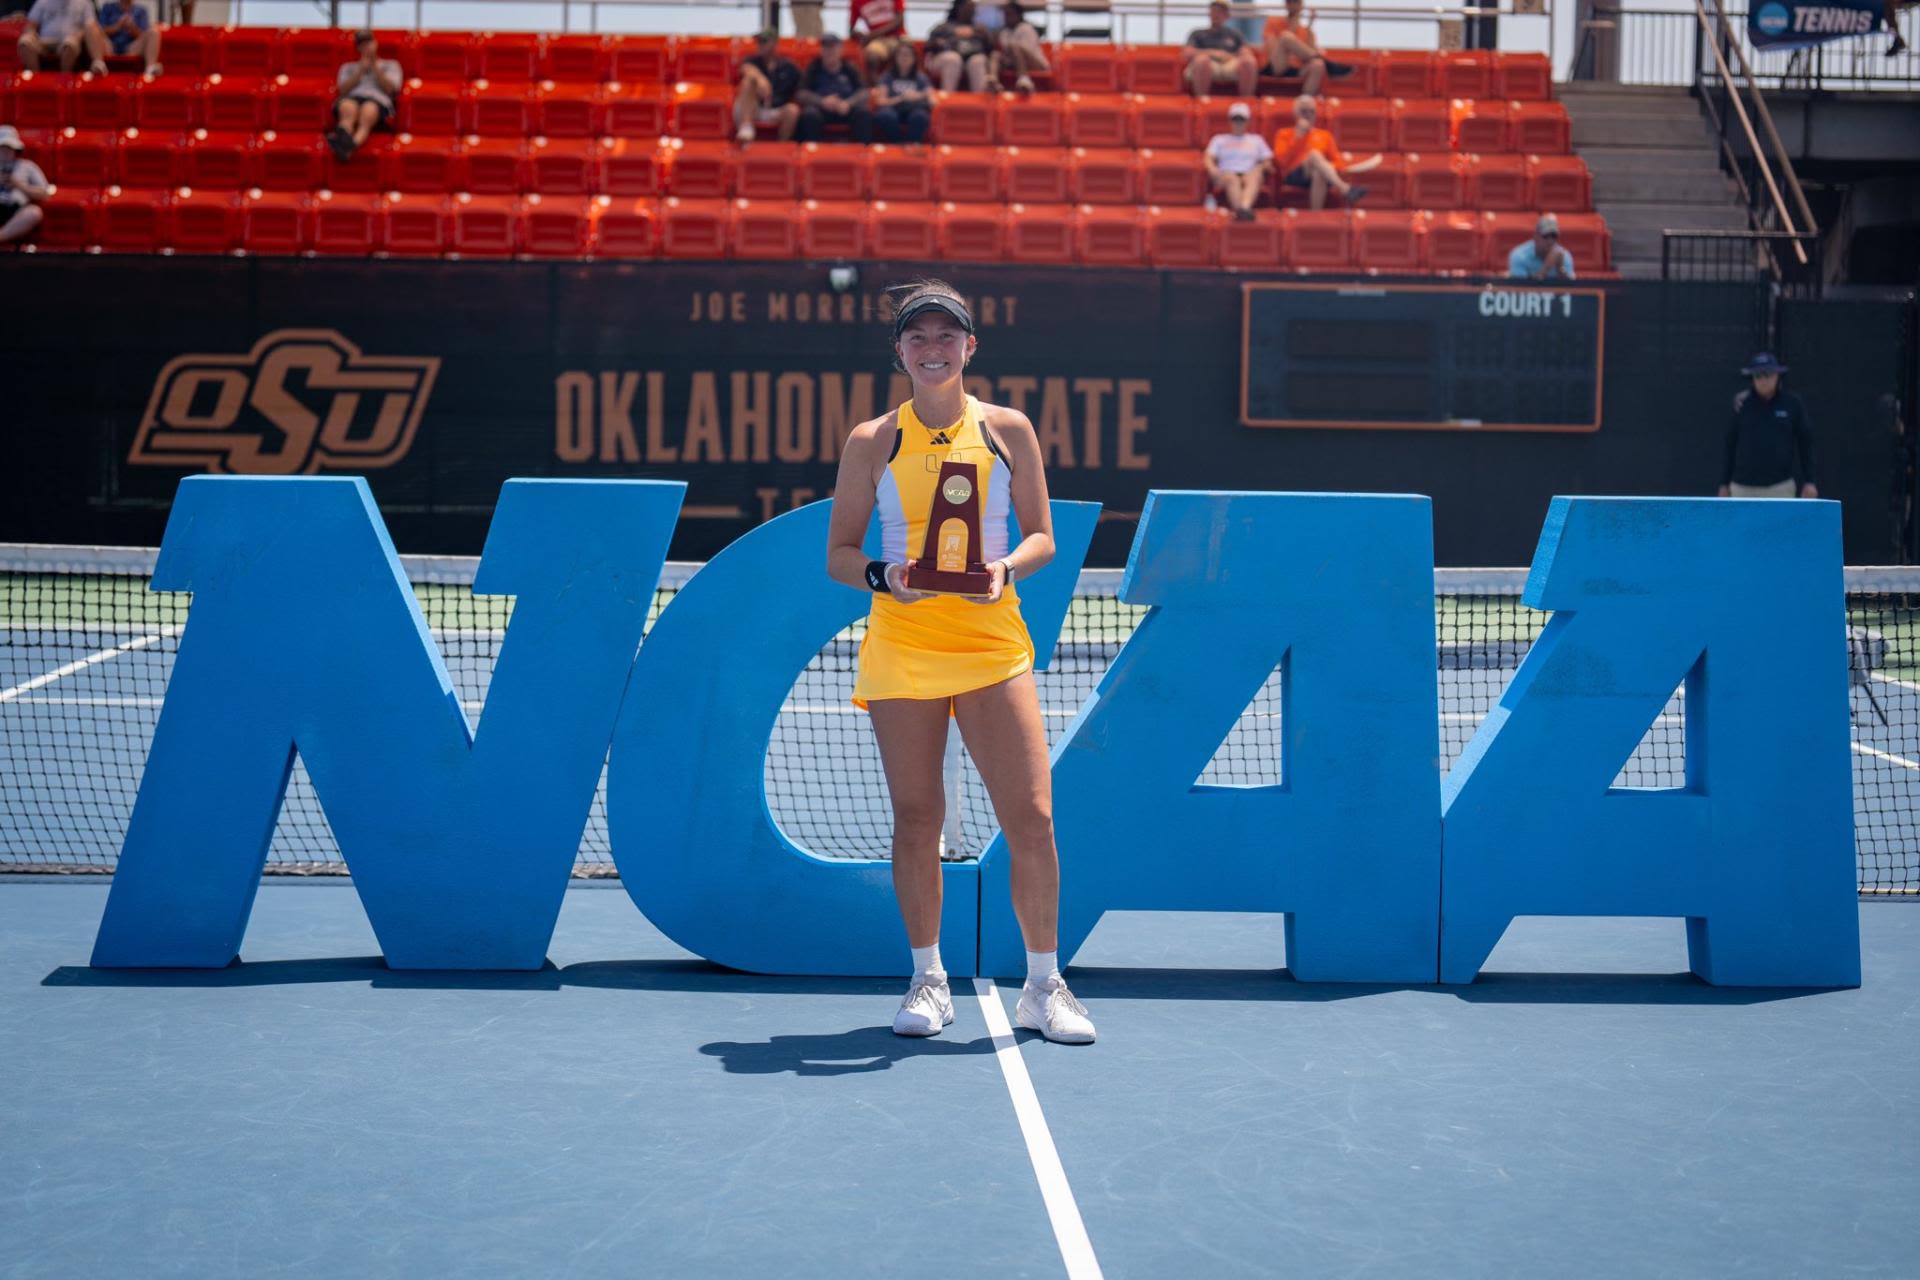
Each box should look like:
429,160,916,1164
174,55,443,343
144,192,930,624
825,279,1095,1045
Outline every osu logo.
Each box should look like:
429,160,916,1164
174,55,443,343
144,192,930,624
128,330,439,475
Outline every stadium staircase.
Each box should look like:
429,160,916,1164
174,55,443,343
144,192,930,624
0,21,1613,273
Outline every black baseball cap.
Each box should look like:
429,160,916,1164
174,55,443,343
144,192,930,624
892,291,974,341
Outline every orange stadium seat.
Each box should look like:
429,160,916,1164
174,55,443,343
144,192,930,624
869,144,933,200
239,189,309,253
1062,92,1130,147
673,36,739,84
1353,208,1426,272
1452,98,1511,152
1132,95,1197,148
255,131,326,190
1324,97,1388,154
379,191,450,254
668,82,731,139
1425,210,1483,271
160,26,220,77
125,128,191,187
1193,96,1246,143
95,186,168,252
531,81,603,137
1121,45,1185,95
400,81,468,135
607,36,671,84
1555,212,1611,271
1527,155,1592,210
1058,42,1121,92
1361,153,1410,208
1480,211,1537,269
50,128,114,185
1512,101,1571,153
1070,148,1136,204
1218,210,1284,268
266,77,334,132
601,81,667,136
592,194,659,256
283,28,353,79
1468,153,1529,210
220,28,280,78
738,142,801,199
665,138,733,197
324,136,391,192
870,200,937,257
170,188,243,253
384,132,458,192
450,192,520,255
801,199,868,258
660,195,730,257
1137,148,1205,206
541,34,609,82
999,93,1063,146
470,81,533,136
1145,205,1217,267
1006,146,1069,203
528,136,599,195
1405,152,1464,209
1283,208,1353,269
522,193,594,254
799,142,867,199
1320,49,1378,96
311,190,380,253
1377,51,1434,98
200,75,267,132
33,187,97,250
930,90,994,145
937,202,1008,259
69,74,128,129
1075,204,1144,266
933,145,1005,202
414,32,478,81
1007,203,1074,263
1392,99,1451,152
600,138,664,196
12,73,70,129
729,196,798,259
452,136,527,194
1495,52,1551,100
477,32,540,81
130,76,196,131
1434,51,1492,100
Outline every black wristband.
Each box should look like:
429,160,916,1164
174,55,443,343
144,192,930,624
864,560,891,593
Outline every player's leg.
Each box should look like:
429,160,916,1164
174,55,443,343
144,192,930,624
870,695,956,1035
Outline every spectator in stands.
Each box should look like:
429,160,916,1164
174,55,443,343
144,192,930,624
981,2,1049,94
1184,1,1261,98
926,2,993,91
1720,353,1817,499
1263,0,1352,97
17,0,106,74
1273,94,1365,209
872,40,934,143
0,125,50,246
329,30,402,164
1203,102,1273,221
797,33,874,143
852,0,908,72
736,27,803,144
1507,213,1575,280
98,0,159,75
789,0,826,39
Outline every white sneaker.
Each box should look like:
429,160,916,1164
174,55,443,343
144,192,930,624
735,122,755,144
1203,193,1219,212
1016,976,1096,1044
893,973,954,1036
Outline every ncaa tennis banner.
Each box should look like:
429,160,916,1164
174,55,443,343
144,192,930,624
1748,0,1885,48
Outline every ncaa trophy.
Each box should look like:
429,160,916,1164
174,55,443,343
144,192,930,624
904,459,994,595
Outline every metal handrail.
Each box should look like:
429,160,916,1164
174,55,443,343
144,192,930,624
1703,0,1818,238
1690,0,1808,267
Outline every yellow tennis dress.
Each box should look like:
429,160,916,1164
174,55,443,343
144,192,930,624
852,396,1035,709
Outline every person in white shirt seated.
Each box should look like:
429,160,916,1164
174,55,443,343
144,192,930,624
1202,101,1274,221
0,125,52,246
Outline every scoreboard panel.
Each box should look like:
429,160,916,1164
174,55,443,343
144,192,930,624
1240,282,1606,432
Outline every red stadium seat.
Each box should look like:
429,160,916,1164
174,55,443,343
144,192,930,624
451,137,526,194
239,188,309,254
477,32,540,82
800,199,868,258
1193,95,1246,144
659,195,730,257
220,28,281,78
933,145,1005,203
1319,49,1378,97
998,93,1063,146
1145,205,1217,267
170,188,242,253
1074,204,1144,266
1512,101,1571,153
324,133,392,193
1452,98,1511,152
199,74,267,132
869,144,933,200
1425,210,1483,271
667,81,731,139
130,75,197,131
50,128,115,186
1120,45,1185,95
1058,42,1121,92
12,72,71,129
664,138,733,197
1324,96,1388,153
937,202,1008,260
378,191,449,254
469,81,533,136
871,199,937,257
541,34,609,83
1555,212,1611,271
1359,152,1410,208
1217,209,1284,267
254,131,326,190
283,28,353,80
1069,147,1136,205
450,192,520,255
1352,208,1425,272
1527,155,1592,211
383,132,458,193
414,32,478,81
1467,153,1529,210
31,186,95,249
673,36,739,85
1282,208,1352,269
95,185,168,252
1136,148,1205,206
592,194,659,256
1495,52,1551,101
1434,51,1492,100
522,193,593,255
799,142,866,200
369,31,420,78
266,76,335,132
606,36,670,84
69,74,129,130
311,189,379,253
1005,145,1069,204
1392,99,1451,152
399,80,468,135
532,81,602,137
1405,152,1464,209
126,127,191,188
159,25,220,77
1007,202,1074,263
1132,95,1197,148
1377,51,1434,98
528,136,599,195
734,142,799,199
600,138,664,196
929,90,994,145
1062,92,1131,148
601,81,667,136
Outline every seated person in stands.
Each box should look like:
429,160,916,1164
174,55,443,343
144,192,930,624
1262,0,1351,97
98,0,159,75
1203,102,1273,221
17,0,107,74
1273,94,1366,209
975,1,1050,94
872,41,934,143
797,33,874,143
329,29,402,163
735,27,802,144
1508,213,1576,280
926,1,993,92
0,125,50,247
851,0,908,72
1184,1,1261,98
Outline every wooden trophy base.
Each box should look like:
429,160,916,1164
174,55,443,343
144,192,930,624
904,560,995,595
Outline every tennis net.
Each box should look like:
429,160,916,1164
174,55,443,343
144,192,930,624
3,543,1915,893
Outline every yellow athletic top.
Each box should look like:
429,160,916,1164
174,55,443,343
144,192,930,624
852,396,1035,708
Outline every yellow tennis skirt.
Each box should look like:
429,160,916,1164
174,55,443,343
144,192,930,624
852,592,1035,709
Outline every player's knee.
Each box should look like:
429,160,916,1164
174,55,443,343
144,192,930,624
890,798,944,839
1000,801,1053,850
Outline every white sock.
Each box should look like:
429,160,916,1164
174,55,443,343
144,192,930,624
911,943,943,978
1026,950,1059,985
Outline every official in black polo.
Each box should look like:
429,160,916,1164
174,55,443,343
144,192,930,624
1718,351,1817,499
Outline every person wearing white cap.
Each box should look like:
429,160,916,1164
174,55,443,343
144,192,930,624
1203,102,1274,222
17,0,108,74
1507,213,1576,281
0,126,52,246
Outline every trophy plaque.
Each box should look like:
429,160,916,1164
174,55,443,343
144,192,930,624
904,460,994,595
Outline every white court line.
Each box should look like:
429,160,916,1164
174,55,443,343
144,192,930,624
1871,672,1920,695
1853,741,1920,772
0,628,179,704
973,979,1103,1280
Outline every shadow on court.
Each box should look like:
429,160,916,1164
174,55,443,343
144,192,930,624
699,1027,997,1075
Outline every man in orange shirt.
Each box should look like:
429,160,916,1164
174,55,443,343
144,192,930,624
1262,0,1352,97
1273,94,1365,210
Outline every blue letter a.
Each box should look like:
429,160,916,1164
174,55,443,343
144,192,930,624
91,475,682,970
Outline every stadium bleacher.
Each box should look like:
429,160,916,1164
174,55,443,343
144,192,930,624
0,23,1609,272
